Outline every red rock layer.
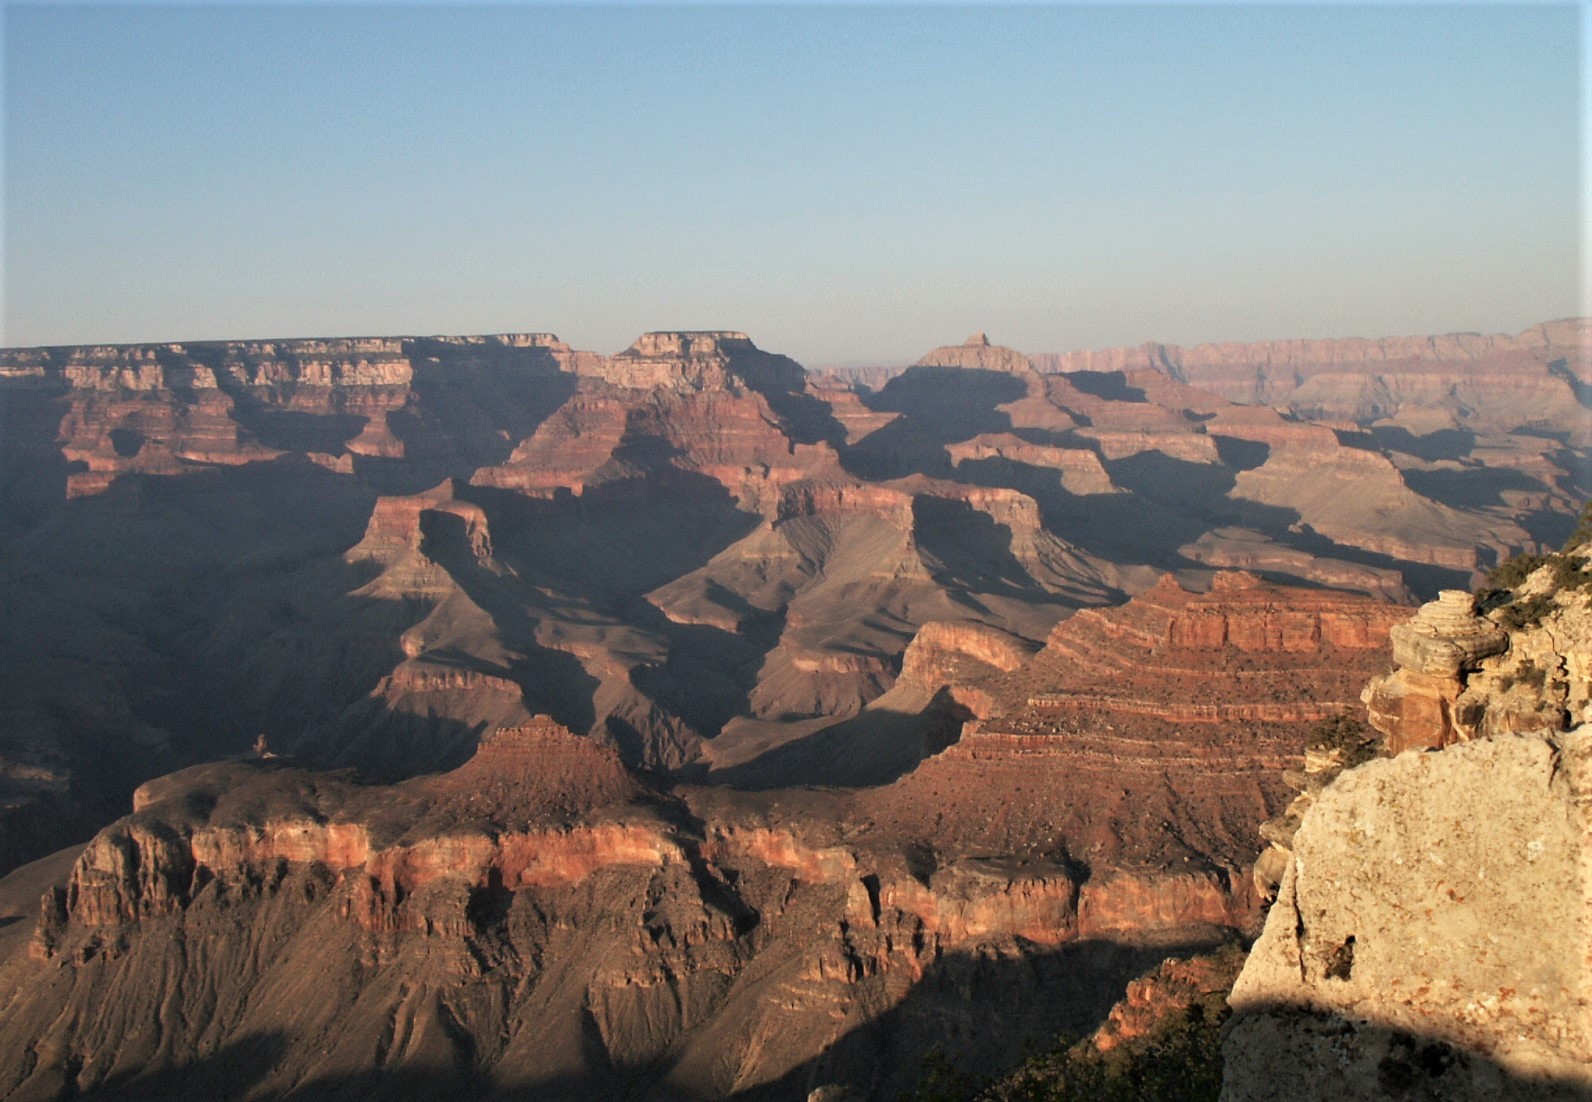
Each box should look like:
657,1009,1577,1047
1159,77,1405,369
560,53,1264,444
863,574,1406,897
9,719,1260,1102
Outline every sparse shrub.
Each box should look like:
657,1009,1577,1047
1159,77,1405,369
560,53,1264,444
1549,553,1592,596
902,1047,985,1102
1561,500,1592,553
1500,661,1547,693
1476,537,1592,622
1474,552,1544,615
1485,553,1545,591
899,978,1233,1102
1498,594,1554,631
1306,714,1379,767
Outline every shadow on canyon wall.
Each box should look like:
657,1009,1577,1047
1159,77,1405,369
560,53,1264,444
61,939,1237,1102
843,367,1031,481
73,996,1591,1102
708,692,967,791
0,384,74,535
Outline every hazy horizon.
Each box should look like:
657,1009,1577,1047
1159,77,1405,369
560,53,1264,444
5,2,1583,365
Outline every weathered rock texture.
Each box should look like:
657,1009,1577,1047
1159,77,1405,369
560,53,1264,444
1225,544,1592,1101
1364,590,1510,753
1365,555,1592,754
1225,732,1592,1101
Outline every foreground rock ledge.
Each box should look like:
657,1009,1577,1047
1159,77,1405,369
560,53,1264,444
1223,728,1592,1101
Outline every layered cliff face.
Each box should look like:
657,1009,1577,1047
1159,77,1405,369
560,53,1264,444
0,566,1424,1101
0,322,1583,879
864,574,1405,902
1224,536,1592,1101
0,714,1251,1102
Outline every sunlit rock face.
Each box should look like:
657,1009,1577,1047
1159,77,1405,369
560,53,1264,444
1225,547,1592,1102
1033,319,1592,443
1224,731,1592,1102
915,331,1037,374
578,330,809,392
1362,589,1510,753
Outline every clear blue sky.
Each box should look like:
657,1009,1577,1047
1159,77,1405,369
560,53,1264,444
3,2,1583,365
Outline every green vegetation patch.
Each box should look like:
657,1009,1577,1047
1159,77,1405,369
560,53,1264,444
1563,499,1592,554
1473,500,1592,623
1497,594,1555,631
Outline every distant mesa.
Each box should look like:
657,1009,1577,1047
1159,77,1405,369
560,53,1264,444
1029,318,1591,443
619,330,751,359
581,329,808,392
915,332,1034,373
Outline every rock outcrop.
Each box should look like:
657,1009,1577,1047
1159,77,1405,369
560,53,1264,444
1363,546,1592,755
1224,731,1592,1101
1363,590,1509,752
1224,531,1592,1101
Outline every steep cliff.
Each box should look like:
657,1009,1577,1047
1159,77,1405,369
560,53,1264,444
867,574,1405,905
1224,529,1592,1101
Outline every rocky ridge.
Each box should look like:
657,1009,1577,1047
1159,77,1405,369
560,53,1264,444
1031,319,1590,440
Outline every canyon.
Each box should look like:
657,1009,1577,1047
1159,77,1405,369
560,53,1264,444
2,321,1583,872
0,319,1586,1097
0,575,1405,1100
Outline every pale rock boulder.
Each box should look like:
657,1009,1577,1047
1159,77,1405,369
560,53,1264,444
1223,729,1592,1101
